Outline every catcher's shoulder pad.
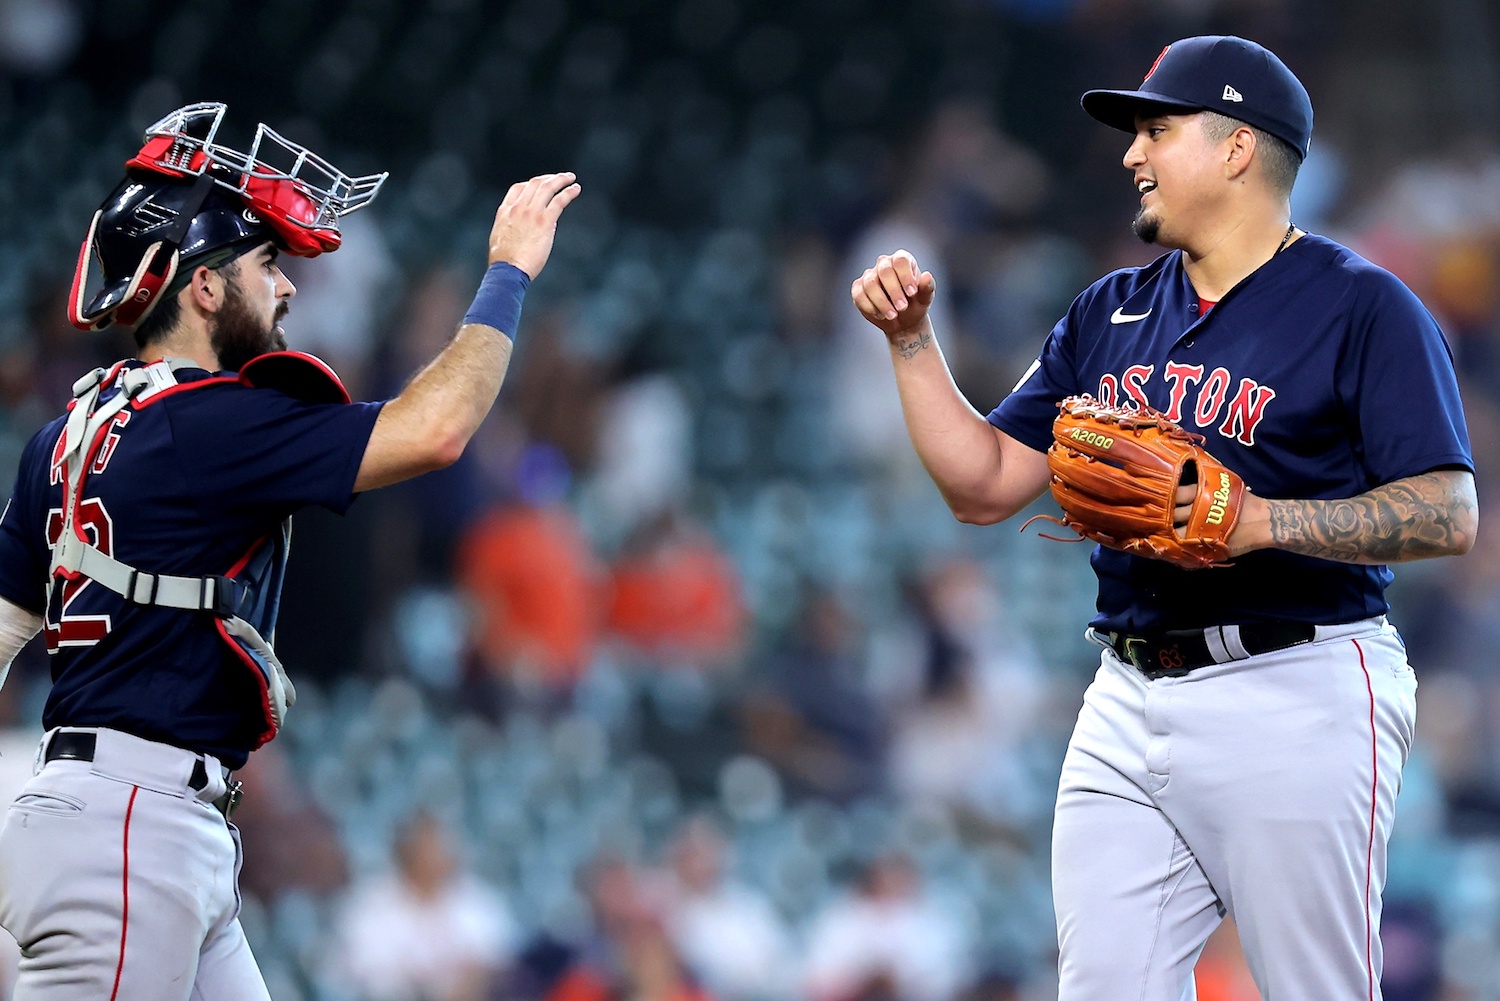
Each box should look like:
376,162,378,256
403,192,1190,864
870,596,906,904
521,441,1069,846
237,351,351,405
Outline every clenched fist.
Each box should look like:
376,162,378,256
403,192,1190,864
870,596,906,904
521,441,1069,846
850,249,937,339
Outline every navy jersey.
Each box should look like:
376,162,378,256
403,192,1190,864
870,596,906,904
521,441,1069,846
990,233,1472,633
0,363,382,767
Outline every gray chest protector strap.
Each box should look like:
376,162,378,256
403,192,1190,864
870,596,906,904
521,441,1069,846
47,360,296,730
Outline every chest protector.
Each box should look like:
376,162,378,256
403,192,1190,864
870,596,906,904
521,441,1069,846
47,351,350,745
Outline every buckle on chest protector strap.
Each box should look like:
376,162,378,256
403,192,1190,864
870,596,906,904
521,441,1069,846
117,565,244,617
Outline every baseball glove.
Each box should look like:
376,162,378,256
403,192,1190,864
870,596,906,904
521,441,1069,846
1029,395,1246,570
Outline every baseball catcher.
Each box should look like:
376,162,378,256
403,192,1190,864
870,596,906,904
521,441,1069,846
0,102,578,1000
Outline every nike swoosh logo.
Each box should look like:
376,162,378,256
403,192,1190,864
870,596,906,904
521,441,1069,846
1110,307,1152,324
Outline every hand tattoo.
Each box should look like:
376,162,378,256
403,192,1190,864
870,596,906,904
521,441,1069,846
1265,470,1477,563
894,329,932,360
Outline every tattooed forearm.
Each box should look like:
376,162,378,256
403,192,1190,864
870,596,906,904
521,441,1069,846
893,329,932,360
1265,470,1477,564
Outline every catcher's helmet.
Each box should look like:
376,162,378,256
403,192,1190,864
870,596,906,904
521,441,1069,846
69,103,388,331
69,173,272,331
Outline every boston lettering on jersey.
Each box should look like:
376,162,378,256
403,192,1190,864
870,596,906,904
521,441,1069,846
0,359,382,768
1095,362,1277,446
990,233,1472,633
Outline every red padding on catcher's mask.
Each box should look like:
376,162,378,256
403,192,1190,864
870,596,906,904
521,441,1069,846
129,144,341,258
127,136,210,179
241,176,342,257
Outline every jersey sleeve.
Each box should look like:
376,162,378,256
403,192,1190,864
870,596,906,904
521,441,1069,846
1340,269,1473,485
164,387,384,517
986,293,1086,453
0,423,62,614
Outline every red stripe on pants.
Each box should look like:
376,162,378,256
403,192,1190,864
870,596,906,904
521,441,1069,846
109,785,140,1001
1354,639,1377,1001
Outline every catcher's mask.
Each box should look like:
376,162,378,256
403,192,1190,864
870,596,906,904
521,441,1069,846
69,102,388,331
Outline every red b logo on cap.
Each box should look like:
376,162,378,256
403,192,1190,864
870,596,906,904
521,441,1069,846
1143,45,1171,83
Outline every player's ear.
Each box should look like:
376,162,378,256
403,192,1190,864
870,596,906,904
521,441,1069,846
1223,126,1256,181
185,264,225,315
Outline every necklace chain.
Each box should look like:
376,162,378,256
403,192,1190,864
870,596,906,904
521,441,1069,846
1276,222,1297,255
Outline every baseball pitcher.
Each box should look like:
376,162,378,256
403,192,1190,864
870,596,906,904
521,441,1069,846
852,36,1476,1001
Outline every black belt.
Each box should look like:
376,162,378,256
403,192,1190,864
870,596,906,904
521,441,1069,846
44,731,243,819
1105,622,1316,679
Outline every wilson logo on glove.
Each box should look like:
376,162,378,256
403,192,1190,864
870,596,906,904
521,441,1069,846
1205,473,1234,526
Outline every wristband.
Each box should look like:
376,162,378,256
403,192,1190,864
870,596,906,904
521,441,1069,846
463,261,531,340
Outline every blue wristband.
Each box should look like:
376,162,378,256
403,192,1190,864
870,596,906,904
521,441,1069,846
463,262,531,340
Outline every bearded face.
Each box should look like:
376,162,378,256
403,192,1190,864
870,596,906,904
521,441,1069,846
210,260,288,372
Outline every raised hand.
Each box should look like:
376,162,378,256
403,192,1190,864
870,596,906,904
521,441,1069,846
488,172,582,279
850,249,937,340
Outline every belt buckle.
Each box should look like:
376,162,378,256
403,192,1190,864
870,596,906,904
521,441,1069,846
1123,635,1193,679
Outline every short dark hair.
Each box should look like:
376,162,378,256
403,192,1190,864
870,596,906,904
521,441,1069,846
129,257,242,351
1201,111,1301,197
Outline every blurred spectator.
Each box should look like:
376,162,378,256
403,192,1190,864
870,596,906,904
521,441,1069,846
606,510,746,670
652,814,794,1001
331,812,519,1001
369,266,508,590
231,742,350,905
828,171,955,495
886,560,1052,831
541,854,715,1001
777,233,839,348
1378,900,1444,1001
456,444,607,695
801,853,973,1001
505,309,612,474
741,586,887,803
277,211,398,396
829,101,1048,495
587,373,695,547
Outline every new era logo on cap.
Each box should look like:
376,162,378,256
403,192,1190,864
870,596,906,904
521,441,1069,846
1080,35,1314,159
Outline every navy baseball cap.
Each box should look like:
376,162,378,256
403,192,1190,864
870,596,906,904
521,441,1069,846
1081,36,1313,159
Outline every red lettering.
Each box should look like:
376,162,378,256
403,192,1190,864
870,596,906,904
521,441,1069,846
1122,365,1155,408
90,411,131,474
1096,373,1120,407
44,500,115,650
1162,363,1205,422
1218,379,1277,445
49,429,66,487
1194,367,1232,427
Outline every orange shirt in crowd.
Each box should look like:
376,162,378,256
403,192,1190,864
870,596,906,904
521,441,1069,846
607,534,744,663
456,505,604,686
